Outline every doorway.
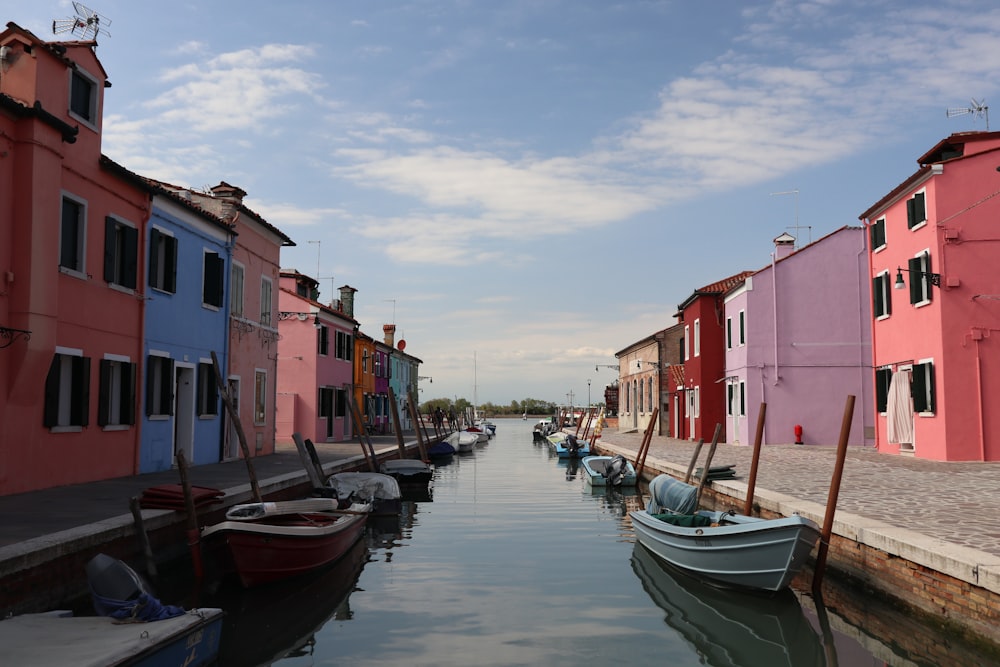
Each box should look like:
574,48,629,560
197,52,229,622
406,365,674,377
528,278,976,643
173,363,195,465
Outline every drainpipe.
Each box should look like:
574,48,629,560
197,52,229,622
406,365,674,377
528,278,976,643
772,252,779,386
133,195,152,475
974,333,986,461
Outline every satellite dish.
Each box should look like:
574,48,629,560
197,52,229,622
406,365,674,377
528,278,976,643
52,2,111,40
397,339,406,351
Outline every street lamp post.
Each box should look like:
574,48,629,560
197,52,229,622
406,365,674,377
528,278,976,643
588,379,591,411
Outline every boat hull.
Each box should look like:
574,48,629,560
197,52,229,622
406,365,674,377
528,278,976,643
581,455,637,486
629,509,820,592
203,511,368,588
545,432,591,458
0,608,223,667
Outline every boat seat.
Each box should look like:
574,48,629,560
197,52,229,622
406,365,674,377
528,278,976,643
649,513,713,528
647,475,698,514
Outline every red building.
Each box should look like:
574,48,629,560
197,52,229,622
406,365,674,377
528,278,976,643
0,24,151,493
673,272,753,442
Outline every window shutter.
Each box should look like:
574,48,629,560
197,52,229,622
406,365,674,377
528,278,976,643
203,252,224,306
165,358,175,416
123,362,136,425
165,236,177,293
98,359,111,427
123,226,138,290
924,254,933,303
73,356,91,427
146,356,156,416
43,355,61,427
103,218,117,283
149,230,160,289
908,257,922,304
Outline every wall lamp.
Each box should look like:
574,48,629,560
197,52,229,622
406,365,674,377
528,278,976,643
419,375,433,383
595,364,618,372
894,266,940,290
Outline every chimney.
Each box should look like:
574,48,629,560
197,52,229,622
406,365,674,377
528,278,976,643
772,232,796,260
339,285,357,318
383,324,396,347
210,182,247,221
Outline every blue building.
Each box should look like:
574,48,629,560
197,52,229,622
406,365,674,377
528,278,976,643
139,183,234,471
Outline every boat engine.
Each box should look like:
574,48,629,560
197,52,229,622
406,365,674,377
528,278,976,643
566,435,581,456
604,454,628,486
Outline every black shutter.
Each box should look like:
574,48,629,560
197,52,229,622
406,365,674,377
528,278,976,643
924,254,933,303
123,225,138,290
43,354,61,427
98,359,111,427
146,355,156,416
203,252,224,307
104,217,117,283
909,257,922,304
165,358,175,416
165,236,178,293
149,229,160,289
123,362,136,425
73,356,91,427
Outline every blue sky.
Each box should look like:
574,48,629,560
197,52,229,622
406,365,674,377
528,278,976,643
13,1,1000,407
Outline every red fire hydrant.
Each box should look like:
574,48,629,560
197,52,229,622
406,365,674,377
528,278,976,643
794,424,803,445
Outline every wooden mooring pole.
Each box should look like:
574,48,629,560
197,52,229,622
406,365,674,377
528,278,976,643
742,403,767,516
812,394,855,596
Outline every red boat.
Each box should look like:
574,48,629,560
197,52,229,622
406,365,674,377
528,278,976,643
201,499,370,588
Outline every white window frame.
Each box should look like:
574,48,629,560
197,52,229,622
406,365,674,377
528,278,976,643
260,275,273,326
684,325,690,361
68,66,100,130
693,319,701,357
738,310,746,346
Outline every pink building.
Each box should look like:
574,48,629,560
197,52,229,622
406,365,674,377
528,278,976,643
276,272,358,444
0,24,150,493
861,131,1000,461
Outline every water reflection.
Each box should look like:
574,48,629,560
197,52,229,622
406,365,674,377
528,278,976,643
204,537,367,666
631,542,828,667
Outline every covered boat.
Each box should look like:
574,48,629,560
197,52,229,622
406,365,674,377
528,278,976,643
201,498,370,588
581,454,637,486
380,458,433,486
629,475,820,592
446,430,480,452
326,472,402,515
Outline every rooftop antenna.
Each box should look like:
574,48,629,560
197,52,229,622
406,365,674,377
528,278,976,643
770,188,811,247
52,2,111,40
306,240,335,298
947,98,989,131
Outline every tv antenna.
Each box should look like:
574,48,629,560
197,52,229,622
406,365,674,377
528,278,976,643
52,2,111,40
770,188,811,247
946,98,989,131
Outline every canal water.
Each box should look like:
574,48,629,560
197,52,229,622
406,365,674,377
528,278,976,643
199,419,992,666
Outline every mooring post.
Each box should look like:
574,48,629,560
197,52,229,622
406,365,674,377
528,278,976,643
813,394,855,596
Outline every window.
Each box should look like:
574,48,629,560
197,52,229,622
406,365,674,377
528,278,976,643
726,317,732,350
69,68,98,125
907,252,934,305
98,355,136,427
875,367,892,413
647,378,654,412
319,387,334,419
254,370,267,424
693,319,701,357
43,350,90,428
375,352,384,378
146,354,174,417
318,325,330,355
60,194,86,274
202,251,224,308
335,388,347,418
362,349,369,373
873,271,892,319
103,217,138,290
906,192,926,229
260,276,273,326
738,381,745,416
230,262,245,317
684,325,690,361
197,362,219,416
912,360,936,413
335,330,353,361
693,386,700,418
677,337,684,364
727,384,734,416
738,311,746,346
870,218,886,251
149,228,177,293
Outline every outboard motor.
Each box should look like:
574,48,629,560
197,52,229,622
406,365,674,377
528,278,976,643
566,434,581,457
604,454,628,486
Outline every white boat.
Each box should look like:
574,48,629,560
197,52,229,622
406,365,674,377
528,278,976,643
629,474,820,592
446,430,480,452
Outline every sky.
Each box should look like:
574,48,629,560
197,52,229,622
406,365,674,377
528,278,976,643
11,1,1000,407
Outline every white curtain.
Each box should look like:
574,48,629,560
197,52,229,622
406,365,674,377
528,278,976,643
886,370,914,445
